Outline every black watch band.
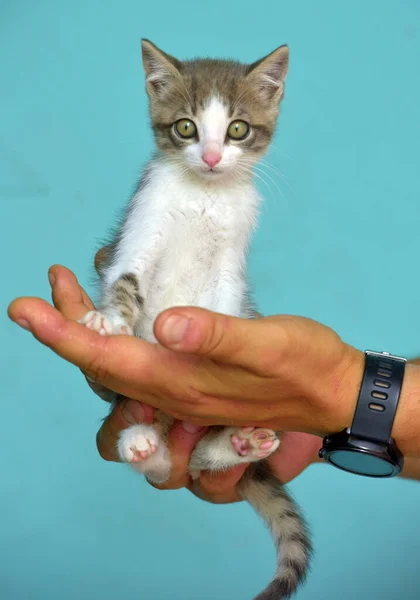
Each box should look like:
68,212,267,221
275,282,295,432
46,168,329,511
320,351,406,477
351,351,406,442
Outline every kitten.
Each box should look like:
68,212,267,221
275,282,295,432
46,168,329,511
81,40,312,599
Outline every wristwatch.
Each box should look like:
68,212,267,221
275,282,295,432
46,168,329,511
319,351,406,477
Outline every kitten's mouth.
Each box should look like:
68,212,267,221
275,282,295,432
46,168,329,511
200,167,223,176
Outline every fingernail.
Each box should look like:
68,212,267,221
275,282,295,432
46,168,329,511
122,400,145,424
181,421,206,434
48,272,56,288
16,318,31,331
161,315,191,346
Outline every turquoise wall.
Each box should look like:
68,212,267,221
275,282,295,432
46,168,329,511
2,2,420,599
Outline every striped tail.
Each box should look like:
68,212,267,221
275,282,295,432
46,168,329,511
238,462,312,600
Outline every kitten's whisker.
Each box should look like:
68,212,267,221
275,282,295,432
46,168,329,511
252,166,289,207
262,167,295,200
239,158,293,205
258,159,288,175
238,162,288,209
253,167,286,201
237,165,275,201
238,164,288,204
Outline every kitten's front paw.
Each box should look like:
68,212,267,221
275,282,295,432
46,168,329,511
230,427,280,461
118,424,160,463
79,310,133,336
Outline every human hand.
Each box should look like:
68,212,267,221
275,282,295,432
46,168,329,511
22,263,253,502
94,248,322,496
9,263,420,498
7,260,330,502
96,248,323,496
96,393,321,502
8,265,364,437
95,387,420,495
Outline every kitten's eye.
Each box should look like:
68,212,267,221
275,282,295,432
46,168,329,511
227,120,250,140
174,119,197,139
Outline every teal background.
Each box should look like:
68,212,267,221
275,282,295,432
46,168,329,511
2,1,420,599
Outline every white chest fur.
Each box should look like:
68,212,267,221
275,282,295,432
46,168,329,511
104,159,260,341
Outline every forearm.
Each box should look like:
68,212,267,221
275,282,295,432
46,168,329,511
399,457,420,481
387,360,420,458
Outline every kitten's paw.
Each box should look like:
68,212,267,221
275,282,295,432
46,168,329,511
79,310,133,336
118,424,160,463
230,427,280,460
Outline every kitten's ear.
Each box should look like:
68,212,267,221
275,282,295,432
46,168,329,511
141,39,182,96
247,45,289,101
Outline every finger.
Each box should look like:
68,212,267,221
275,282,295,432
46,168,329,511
97,399,155,461
8,297,162,396
151,421,207,491
268,432,321,483
8,297,249,422
48,265,95,318
191,463,248,504
154,307,289,373
94,246,110,274
48,266,121,404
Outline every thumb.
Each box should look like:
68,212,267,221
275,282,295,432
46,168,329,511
154,307,287,372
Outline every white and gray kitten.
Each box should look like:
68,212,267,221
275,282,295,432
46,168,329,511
81,40,312,600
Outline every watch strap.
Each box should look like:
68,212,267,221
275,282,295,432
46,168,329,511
350,351,406,443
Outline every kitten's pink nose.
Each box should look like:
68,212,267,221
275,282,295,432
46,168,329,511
202,151,222,169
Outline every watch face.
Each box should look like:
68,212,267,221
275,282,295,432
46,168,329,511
328,449,395,477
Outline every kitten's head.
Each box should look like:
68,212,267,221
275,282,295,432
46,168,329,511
141,40,289,181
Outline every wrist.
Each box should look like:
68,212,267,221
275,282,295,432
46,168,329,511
325,349,420,459
318,345,365,436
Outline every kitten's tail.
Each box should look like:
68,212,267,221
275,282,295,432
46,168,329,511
238,462,312,600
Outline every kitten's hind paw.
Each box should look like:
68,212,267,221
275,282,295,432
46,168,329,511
118,424,160,463
117,425,171,484
79,310,133,336
230,427,280,460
